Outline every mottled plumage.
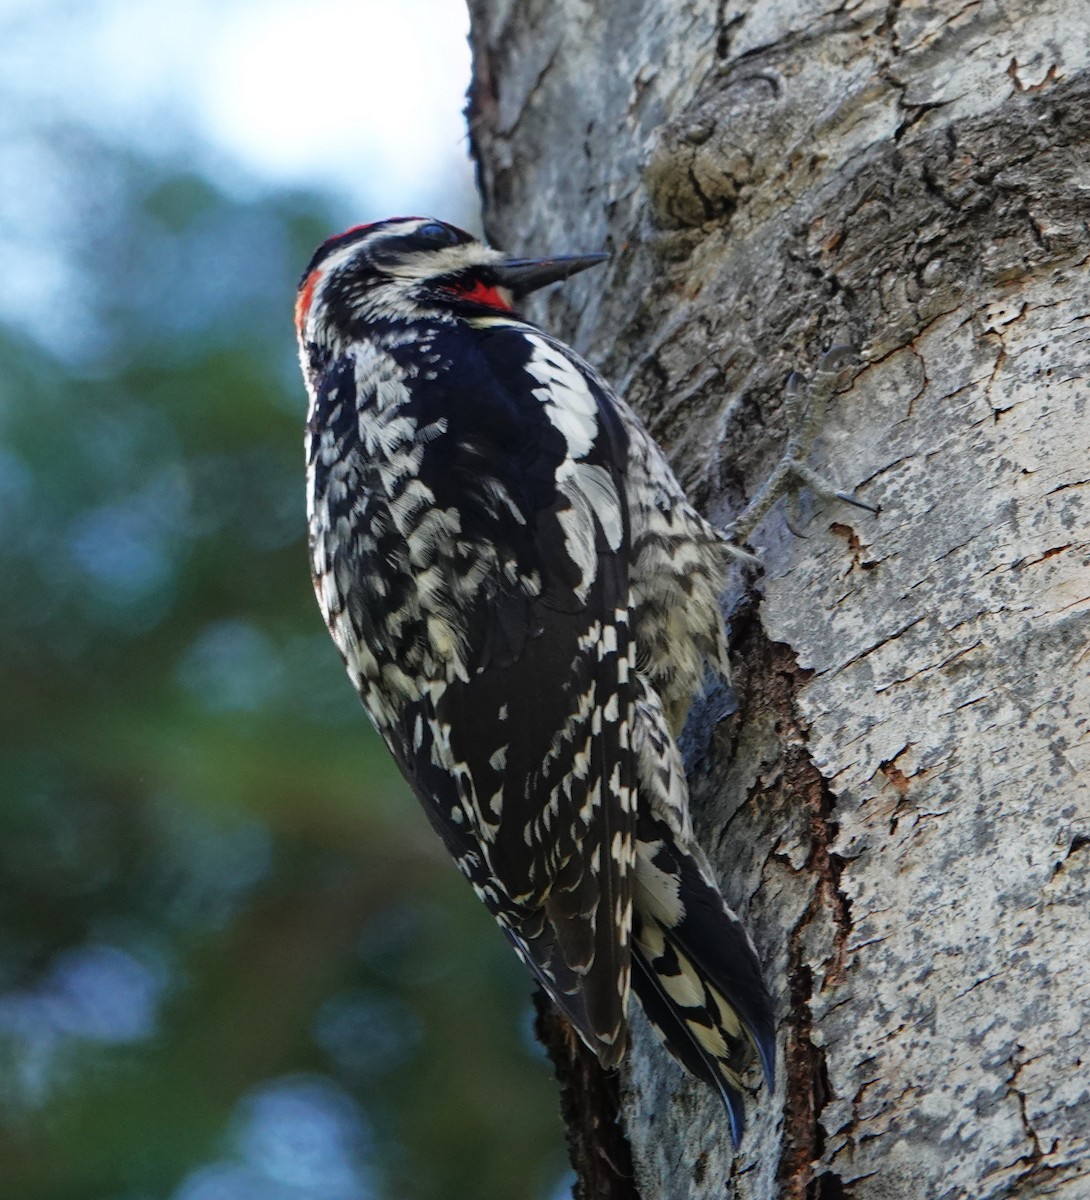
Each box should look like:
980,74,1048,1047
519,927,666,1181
296,217,774,1142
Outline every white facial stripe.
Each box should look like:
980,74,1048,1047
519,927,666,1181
380,241,502,280
370,218,499,275
298,219,504,336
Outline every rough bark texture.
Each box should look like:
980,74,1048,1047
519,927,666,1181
534,992,640,1200
466,3,1090,1197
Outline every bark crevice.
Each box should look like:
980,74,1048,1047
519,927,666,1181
534,991,640,1200
730,602,855,1199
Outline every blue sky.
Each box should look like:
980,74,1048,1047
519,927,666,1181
0,0,478,358
0,0,474,215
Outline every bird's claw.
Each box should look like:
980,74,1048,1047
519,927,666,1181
728,347,877,547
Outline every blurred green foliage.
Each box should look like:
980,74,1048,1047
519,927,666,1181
0,127,565,1200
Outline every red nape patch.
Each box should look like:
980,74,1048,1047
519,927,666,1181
295,270,320,333
448,279,513,311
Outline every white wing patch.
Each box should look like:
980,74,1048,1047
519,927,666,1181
522,333,625,599
524,333,599,460
561,461,624,552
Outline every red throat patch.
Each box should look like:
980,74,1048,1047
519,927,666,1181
448,279,513,311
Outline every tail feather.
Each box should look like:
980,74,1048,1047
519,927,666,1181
654,843,776,1086
631,824,775,1138
631,943,748,1146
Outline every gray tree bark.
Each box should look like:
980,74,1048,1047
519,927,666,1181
466,3,1090,1198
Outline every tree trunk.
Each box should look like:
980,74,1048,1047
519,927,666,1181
466,3,1090,1198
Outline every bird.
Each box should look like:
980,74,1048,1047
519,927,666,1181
295,216,775,1143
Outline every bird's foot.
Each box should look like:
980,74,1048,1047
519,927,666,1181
724,345,878,550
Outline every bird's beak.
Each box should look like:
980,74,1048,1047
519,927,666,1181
492,252,608,296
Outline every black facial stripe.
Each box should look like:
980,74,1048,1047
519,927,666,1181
414,221,467,247
299,218,476,286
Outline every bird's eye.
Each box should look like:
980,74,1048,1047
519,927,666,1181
415,221,460,247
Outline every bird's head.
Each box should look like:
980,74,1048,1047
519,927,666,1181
294,216,607,347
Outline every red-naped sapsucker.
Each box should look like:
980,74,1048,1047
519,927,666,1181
296,217,776,1143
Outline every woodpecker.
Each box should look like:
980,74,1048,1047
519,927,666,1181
296,216,775,1143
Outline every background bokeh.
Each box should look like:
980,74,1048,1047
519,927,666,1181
0,2,569,1197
